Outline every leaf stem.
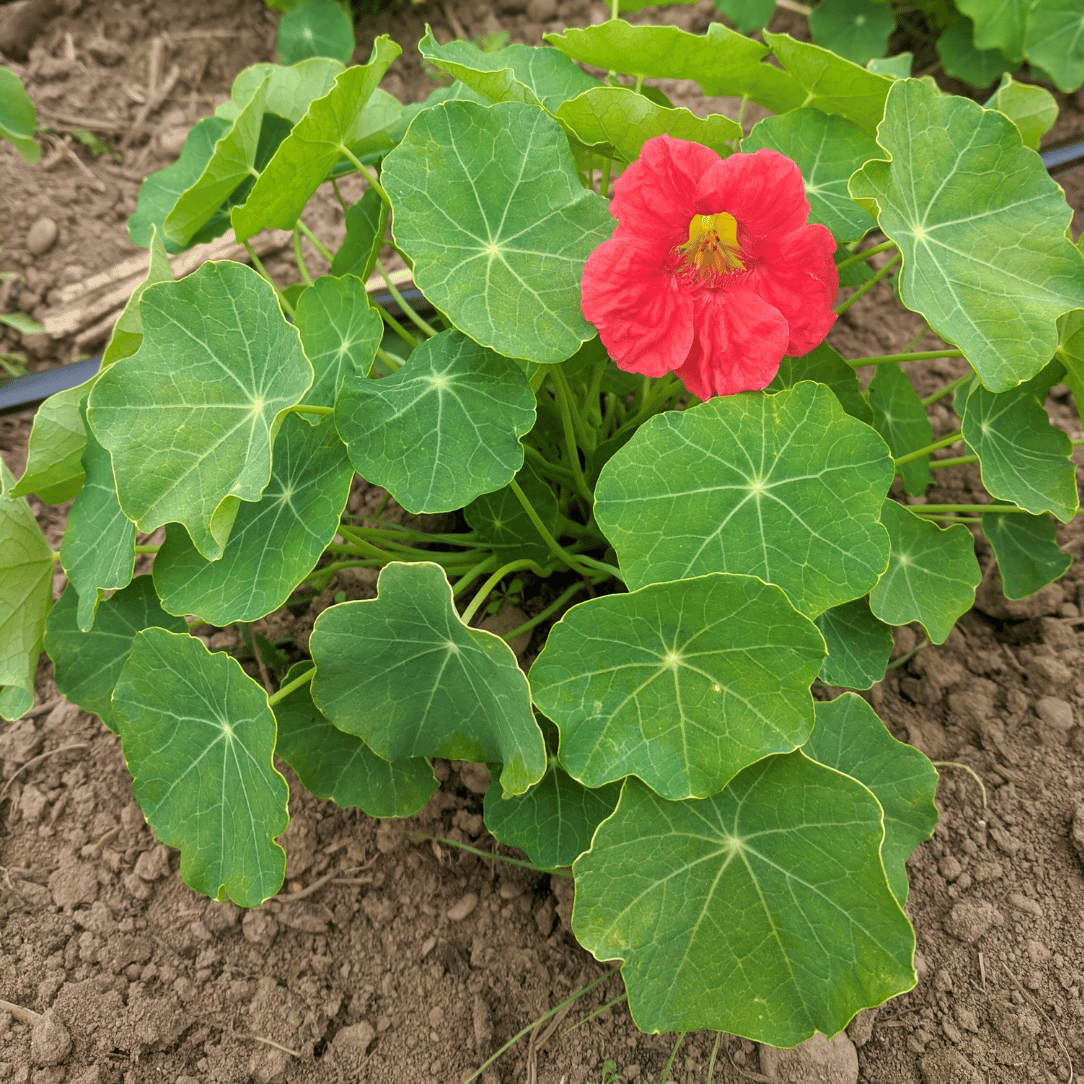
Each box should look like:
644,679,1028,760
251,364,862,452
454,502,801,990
660,1033,687,1083
920,372,971,406
288,403,334,416
267,664,314,708
835,251,901,315
451,555,502,597
133,544,159,554
599,155,612,196
845,348,965,368
928,453,978,470
500,580,586,642
461,559,545,624
615,371,679,437
911,503,1033,514
292,226,314,288
894,429,962,468
549,368,595,504
339,144,389,204
331,177,350,216
522,443,578,486
509,478,589,573
296,219,335,264
374,258,439,339
372,302,418,350
571,552,621,580
374,344,405,372
243,241,293,317
835,239,897,272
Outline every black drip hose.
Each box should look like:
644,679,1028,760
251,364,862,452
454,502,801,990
2,138,1083,419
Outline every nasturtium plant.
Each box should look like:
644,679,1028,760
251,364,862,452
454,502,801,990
3,4,1081,1061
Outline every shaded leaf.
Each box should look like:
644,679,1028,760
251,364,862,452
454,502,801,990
330,188,386,281
113,628,289,906
530,573,825,800
594,382,893,618
464,461,557,566
936,18,1013,86
153,414,353,625
957,0,1028,63
868,363,934,496
803,693,938,905
712,0,775,33
768,342,872,424
274,663,438,817
101,227,174,369
43,577,186,733
814,596,893,690
1025,0,1084,91
870,500,980,644
572,758,915,1044
808,0,894,66
336,329,536,514
277,0,355,66
310,562,547,796
87,261,313,561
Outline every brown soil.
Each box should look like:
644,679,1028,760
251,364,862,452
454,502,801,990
2,1,1084,1082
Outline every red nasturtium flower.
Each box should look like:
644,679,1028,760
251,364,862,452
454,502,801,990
581,135,839,400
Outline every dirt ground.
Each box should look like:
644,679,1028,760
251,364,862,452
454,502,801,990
2,1,1084,1082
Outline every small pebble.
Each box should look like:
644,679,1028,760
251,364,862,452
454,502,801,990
30,1012,71,1067
1007,892,1043,918
26,216,58,256
943,899,1002,942
446,892,479,922
1035,696,1075,732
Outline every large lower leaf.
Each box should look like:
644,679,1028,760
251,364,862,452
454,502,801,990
87,261,313,561
850,78,1084,392
530,574,825,800
870,500,980,644
336,330,536,514
483,764,620,869
153,414,353,625
231,38,402,241
0,462,53,720
572,757,915,1044
43,576,187,734
982,506,1071,600
112,628,289,906
274,663,438,818
594,382,893,618
309,562,547,796
961,377,1078,522
814,596,893,690
59,400,136,631
382,100,612,365
803,694,938,906
868,362,934,496
742,109,879,242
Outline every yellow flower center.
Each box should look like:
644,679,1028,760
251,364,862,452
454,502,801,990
678,212,746,276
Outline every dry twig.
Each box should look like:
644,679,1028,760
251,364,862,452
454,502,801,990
0,743,88,802
0,998,42,1025
999,961,1075,1083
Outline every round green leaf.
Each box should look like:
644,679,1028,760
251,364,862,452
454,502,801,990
982,505,1071,600
572,757,915,1044
850,79,1084,391
310,562,547,796
712,0,775,33
869,500,980,644
808,0,894,65
957,0,1028,63
277,0,355,66
530,574,825,800
961,376,1079,523
87,261,313,562
382,99,613,365
294,275,383,410
483,764,620,869
556,86,740,163
153,414,353,624
43,577,187,733
230,38,402,242
985,74,1058,150
803,694,938,906
113,628,289,906
594,383,893,618
868,362,934,496
742,109,879,242
936,17,1014,85
0,462,53,721
464,462,558,566
274,663,438,818
0,66,39,163
335,329,536,514
814,596,893,690
59,399,135,632
1025,0,1084,91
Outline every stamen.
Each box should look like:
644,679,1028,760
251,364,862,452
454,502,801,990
678,212,746,278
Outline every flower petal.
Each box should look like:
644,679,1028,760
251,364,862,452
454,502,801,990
695,149,811,245
582,236,694,377
674,289,789,399
610,135,722,242
750,223,839,356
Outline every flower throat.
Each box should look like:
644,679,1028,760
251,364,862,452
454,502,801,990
678,212,746,278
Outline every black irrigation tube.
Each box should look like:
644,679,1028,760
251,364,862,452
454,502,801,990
2,139,1083,419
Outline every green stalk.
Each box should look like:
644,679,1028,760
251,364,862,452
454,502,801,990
339,145,389,204
341,521,491,548
549,369,595,504
599,155,613,195
835,251,902,315
292,226,314,288
845,348,965,368
296,219,335,264
243,241,293,317
660,1033,687,1084
928,453,978,470
288,404,333,417
835,239,897,273
133,544,159,555
500,580,586,643
451,555,501,597
331,178,350,215
267,665,314,708
894,430,962,468
374,344,405,372
920,372,971,406
375,258,439,339
911,503,1034,515
615,371,679,436
522,443,578,486
460,559,544,624
509,479,590,573
552,364,595,454
572,552,621,580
